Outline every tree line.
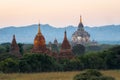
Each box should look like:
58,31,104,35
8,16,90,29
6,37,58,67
0,45,120,73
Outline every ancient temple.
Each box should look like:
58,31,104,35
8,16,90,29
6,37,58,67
10,35,21,58
72,16,90,46
31,23,50,54
48,41,52,51
59,30,74,59
54,38,58,47
51,38,59,53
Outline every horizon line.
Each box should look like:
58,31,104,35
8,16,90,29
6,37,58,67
0,23,119,29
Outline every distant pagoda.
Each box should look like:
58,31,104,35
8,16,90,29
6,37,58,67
72,16,90,46
10,35,21,58
31,23,50,54
54,38,58,47
59,30,74,59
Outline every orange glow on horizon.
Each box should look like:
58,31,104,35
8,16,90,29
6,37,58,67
0,0,120,28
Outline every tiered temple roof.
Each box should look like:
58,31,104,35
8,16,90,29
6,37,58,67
72,16,90,45
31,23,50,54
10,35,21,58
59,30,74,59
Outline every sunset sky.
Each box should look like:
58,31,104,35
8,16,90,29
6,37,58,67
0,0,120,28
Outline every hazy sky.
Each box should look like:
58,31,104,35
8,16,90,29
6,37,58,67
0,0,120,28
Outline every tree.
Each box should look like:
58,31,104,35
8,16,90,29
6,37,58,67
0,43,11,53
19,59,32,72
0,45,6,53
73,69,115,80
0,58,19,73
72,44,85,55
103,46,120,69
0,53,17,62
19,54,59,72
18,43,24,55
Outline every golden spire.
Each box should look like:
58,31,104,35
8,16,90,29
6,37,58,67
80,15,82,23
38,22,41,33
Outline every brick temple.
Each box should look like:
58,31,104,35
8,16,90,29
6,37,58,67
10,35,21,58
31,23,51,55
10,23,75,59
59,30,74,59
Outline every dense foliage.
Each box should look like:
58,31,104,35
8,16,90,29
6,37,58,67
73,69,115,80
0,58,19,73
0,44,120,73
72,44,85,55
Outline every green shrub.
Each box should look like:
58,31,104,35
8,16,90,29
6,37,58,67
83,69,102,77
73,69,115,80
0,58,19,73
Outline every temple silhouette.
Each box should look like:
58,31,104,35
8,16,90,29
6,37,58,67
9,23,74,59
9,16,95,59
72,16,90,46
59,30,74,59
31,23,50,54
31,23,74,59
10,35,21,58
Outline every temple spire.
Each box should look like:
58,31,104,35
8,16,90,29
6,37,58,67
64,30,67,39
12,34,17,44
13,34,15,39
38,23,41,33
80,15,82,23
10,34,21,58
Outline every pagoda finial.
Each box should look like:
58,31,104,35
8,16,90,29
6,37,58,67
38,22,41,33
12,34,17,45
13,34,15,39
64,30,67,38
80,15,82,23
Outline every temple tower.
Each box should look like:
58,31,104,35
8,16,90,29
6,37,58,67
10,35,21,58
72,16,90,46
32,23,50,53
54,38,58,47
59,30,74,59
